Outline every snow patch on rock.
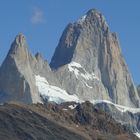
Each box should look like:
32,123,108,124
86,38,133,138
134,132,140,139
35,75,140,114
68,104,77,110
35,75,80,104
82,81,93,89
68,61,99,81
92,100,140,114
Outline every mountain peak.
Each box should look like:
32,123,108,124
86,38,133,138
7,33,28,58
86,8,105,22
15,33,26,47
77,8,108,33
50,9,139,107
86,8,101,15
50,9,109,69
0,33,42,104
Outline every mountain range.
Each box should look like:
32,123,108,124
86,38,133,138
0,9,140,139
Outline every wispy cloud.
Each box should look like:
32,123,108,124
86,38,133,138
31,7,46,24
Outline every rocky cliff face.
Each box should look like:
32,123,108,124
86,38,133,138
0,8,140,139
50,9,139,107
0,34,59,104
0,9,139,108
0,34,40,103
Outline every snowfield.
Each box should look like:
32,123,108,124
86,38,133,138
68,104,77,110
91,100,140,114
35,74,140,139
134,132,140,139
35,74,140,114
35,75,80,104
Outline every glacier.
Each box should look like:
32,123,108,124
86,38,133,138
35,75,80,104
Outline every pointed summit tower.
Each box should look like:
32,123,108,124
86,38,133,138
0,33,42,103
50,9,109,69
50,9,140,107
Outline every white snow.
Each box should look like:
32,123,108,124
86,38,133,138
134,132,140,139
68,62,82,68
68,61,99,82
81,72,99,81
35,75,80,104
76,125,79,128
82,81,93,89
68,62,82,78
91,100,140,114
36,76,140,138
35,74,140,114
68,104,77,110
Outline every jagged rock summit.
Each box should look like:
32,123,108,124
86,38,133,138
0,9,139,108
0,9,140,140
0,33,73,104
0,33,58,104
50,9,140,107
0,33,42,103
50,9,108,68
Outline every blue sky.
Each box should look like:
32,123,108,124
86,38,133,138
0,0,140,85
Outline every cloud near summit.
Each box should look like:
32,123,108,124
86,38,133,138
31,7,46,24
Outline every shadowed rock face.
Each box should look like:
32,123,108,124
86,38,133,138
50,9,139,107
50,9,109,69
50,23,81,69
0,102,138,140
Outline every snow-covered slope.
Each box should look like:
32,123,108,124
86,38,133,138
134,133,140,139
91,100,140,139
91,100,140,114
35,75,80,104
35,74,140,115
35,74,140,138
35,74,140,114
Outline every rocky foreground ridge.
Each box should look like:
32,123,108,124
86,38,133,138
0,8,140,139
0,102,139,140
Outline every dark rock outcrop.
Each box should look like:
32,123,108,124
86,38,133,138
0,102,138,140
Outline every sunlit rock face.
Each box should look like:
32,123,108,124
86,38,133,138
0,9,139,107
50,9,139,107
0,33,42,103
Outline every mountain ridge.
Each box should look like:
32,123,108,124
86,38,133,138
50,8,139,107
0,8,140,139
0,8,139,107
